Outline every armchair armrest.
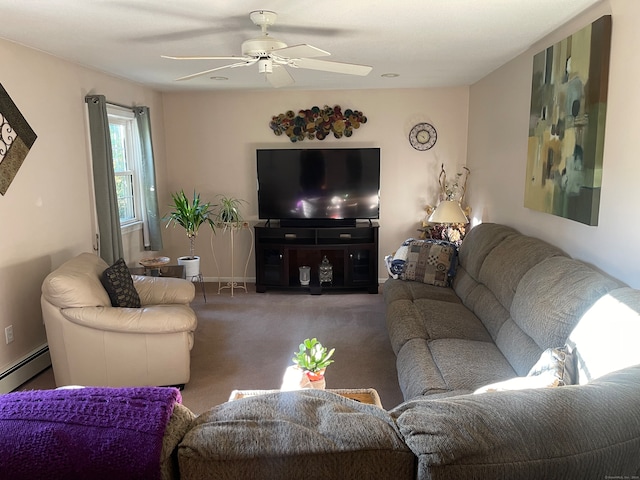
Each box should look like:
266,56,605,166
132,275,195,305
61,305,197,334
391,365,640,478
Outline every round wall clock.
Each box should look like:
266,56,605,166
409,122,437,151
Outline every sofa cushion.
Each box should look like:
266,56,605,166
478,234,564,312
428,339,517,391
41,252,111,308
386,299,429,355
101,258,141,308
567,287,640,384
474,375,560,393
391,366,640,478
401,240,456,287
178,390,415,480
462,283,511,341
396,338,450,399
383,278,461,304
457,223,518,281
414,299,492,342
510,256,622,352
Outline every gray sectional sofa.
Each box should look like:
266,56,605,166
383,222,640,478
3,223,640,479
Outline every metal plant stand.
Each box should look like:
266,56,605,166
211,222,254,297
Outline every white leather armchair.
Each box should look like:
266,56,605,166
41,253,197,388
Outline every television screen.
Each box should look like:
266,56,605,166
257,148,380,224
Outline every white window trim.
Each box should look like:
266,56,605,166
107,104,145,231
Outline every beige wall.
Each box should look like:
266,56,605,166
467,0,639,288
4,0,635,383
0,40,167,374
161,88,469,281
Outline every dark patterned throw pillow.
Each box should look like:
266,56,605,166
101,258,141,308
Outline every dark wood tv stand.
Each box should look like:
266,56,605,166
254,221,379,294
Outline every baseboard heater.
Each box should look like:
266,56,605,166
0,344,51,394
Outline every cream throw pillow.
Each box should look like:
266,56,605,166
474,346,576,394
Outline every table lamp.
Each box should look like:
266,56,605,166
428,200,468,225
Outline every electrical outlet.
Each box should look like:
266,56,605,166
5,325,14,344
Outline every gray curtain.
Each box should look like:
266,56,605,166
85,94,123,265
134,106,163,251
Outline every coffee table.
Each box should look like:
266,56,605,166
228,388,382,408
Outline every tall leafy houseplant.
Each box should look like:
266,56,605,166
165,190,216,259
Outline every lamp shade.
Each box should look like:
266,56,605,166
428,200,468,224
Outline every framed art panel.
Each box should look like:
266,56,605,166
525,15,611,225
0,83,37,196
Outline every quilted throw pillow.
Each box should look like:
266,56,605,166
101,258,141,308
400,240,456,287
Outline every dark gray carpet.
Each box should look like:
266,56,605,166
18,284,404,414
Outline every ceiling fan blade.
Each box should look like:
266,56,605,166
162,55,247,61
272,44,330,59
175,60,256,81
291,58,373,76
134,27,223,44
267,65,295,88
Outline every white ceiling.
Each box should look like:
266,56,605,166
1,0,602,92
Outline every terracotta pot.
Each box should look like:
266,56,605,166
305,369,326,389
305,370,325,382
280,366,326,390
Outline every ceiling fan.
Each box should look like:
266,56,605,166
162,10,373,88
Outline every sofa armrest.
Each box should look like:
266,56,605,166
161,403,196,480
133,275,195,305
391,365,640,479
178,390,415,480
61,305,197,334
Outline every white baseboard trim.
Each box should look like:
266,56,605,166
201,276,256,284
0,344,51,394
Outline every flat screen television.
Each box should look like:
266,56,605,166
257,148,380,227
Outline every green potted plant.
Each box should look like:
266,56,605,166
215,195,247,230
292,338,335,385
164,190,216,277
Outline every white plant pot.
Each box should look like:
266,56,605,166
178,256,200,278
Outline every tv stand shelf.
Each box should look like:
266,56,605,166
254,221,379,294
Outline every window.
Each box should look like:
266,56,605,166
107,105,144,228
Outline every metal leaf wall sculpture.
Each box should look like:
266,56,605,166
270,105,367,142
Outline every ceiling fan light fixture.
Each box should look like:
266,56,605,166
258,58,273,74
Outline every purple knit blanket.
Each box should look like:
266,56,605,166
0,386,181,480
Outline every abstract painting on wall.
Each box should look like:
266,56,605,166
0,83,37,196
525,15,611,226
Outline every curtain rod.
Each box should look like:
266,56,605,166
85,95,147,114
107,101,135,111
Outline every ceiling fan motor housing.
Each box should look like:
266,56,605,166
242,36,288,57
